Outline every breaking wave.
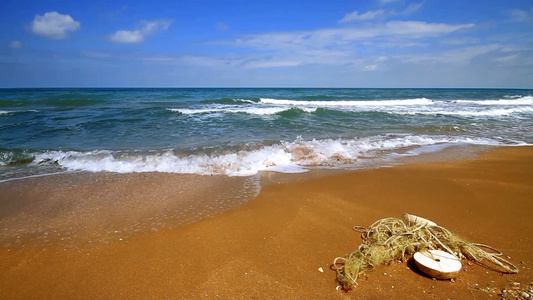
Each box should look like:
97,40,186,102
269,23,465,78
259,98,434,106
453,96,533,105
16,135,504,177
166,95,533,118
167,107,316,115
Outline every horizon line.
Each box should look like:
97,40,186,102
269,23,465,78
1,86,532,90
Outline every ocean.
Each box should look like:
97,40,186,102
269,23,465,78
1,88,532,181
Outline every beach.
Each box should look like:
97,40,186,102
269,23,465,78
2,0,532,296
1,146,532,299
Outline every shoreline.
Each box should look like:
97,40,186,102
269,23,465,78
1,145,532,298
0,143,494,249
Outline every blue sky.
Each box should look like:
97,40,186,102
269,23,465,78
1,0,532,88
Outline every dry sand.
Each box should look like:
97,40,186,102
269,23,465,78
0,146,532,299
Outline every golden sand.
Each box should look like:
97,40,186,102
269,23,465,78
1,146,532,299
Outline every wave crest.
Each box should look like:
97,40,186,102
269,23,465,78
22,135,504,176
167,107,316,116
259,98,433,106
0,110,39,116
453,96,533,105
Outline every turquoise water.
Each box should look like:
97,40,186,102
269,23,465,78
0,88,531,180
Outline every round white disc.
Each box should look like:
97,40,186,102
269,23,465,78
413,250,462,279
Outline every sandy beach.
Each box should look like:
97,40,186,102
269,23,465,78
1,146,532,299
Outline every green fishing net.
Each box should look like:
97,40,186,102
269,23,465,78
334,214,519,291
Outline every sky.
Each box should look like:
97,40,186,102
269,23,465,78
1,0,532,88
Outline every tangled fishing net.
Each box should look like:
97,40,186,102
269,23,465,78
334,213,519,291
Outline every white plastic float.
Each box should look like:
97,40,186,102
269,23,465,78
401,213,438,227
413,249,462,279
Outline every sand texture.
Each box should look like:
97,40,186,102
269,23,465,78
1,146,532,299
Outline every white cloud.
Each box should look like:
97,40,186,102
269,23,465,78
340,10,385,23
200,20,476,69
144,55,233,67
363,64,378,71
244,59,301,68
31,11,80,39
442,37,480,45
401,3,424,15
509,8,533,23
9,40,23,49
340,3,423,23
232,21,474,51
492,54,518,63
383,21,473,37
144,54,302,69
109,19,173,43
109,30,144,43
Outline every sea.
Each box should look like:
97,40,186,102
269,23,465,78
1,88,532,182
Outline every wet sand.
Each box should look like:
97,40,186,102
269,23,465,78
1,146,532,299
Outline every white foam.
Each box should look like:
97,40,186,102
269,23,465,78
405,143,455,156
0,110,38,115
402,107,533,117
168,107,316,115
263,165,309,173
453,96,533,105
29,135,503,177
234,98,258,104
260,98,433,106
0,171,75,183
168,96,533,117
168,108,222,114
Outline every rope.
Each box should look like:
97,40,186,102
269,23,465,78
335,215,519,291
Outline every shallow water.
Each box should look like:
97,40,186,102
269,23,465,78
0,172,261,249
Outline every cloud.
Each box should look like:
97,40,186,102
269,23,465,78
143,15,472,72
441,37,480,45
243,59,301,68
145,55,217,66
508,8,533,23
492,54,518,63
231,21,474,51
340,10,385,23
340,3,423,23
191,20,473,71
383,21,473,37
402,2,424,15
363,64,378,71
9,41,23,49
31,11,80,39
109,19,173,43
109,30,144,43
184,20,473,70
144,54,302,69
